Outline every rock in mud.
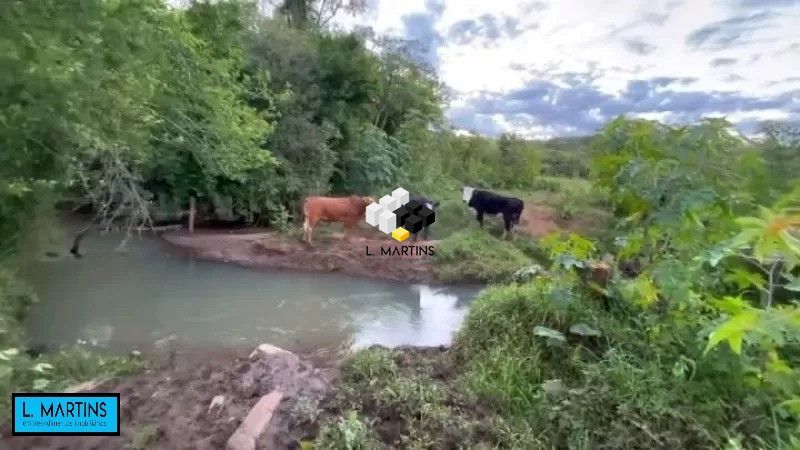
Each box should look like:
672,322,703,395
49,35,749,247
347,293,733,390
226,391,283,450
249,343,298,362
208,395,225,415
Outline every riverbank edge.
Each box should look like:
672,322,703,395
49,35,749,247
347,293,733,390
2,342,465,449
160,228,448,284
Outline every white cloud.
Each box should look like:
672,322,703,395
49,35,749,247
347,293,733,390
335,0,800,137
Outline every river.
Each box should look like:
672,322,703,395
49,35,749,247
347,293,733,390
20,226,480,355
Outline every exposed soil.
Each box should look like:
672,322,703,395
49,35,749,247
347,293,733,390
162,227,439,283
518,204,600,237
1,346,338,450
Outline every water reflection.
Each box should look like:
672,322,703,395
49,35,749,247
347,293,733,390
352,285,470,348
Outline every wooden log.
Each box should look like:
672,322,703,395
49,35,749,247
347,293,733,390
226,391,283,450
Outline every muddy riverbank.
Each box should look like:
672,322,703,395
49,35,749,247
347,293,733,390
2,344,338,450
162,228,440,283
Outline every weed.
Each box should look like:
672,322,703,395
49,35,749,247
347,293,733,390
340,347,397,384
291,394,321,426
315,410,377,450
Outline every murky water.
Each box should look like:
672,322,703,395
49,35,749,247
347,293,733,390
21,227,479,354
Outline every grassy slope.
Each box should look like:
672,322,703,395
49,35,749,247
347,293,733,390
314,279,772,449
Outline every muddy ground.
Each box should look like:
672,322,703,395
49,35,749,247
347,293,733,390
163,227,439,284
0,345,476,450
1,345,342,450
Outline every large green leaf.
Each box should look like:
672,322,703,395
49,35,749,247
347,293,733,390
705,310,761,355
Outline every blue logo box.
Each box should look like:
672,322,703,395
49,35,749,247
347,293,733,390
12,393,120,436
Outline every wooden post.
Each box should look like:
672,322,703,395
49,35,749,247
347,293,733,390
189,196,196,233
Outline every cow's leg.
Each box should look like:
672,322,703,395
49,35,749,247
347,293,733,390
503,214,513,240
303,217,314,244
476,210,484,228
422,226,429,241
343,221,354,242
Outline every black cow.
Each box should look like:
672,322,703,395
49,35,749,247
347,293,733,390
462,187,524,238
410,196,439,241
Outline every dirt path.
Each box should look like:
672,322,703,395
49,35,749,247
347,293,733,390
162,227,438,283
518,203,604,237
2,346,337,450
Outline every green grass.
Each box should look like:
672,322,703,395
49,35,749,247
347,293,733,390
433,230,534,282
321,277,778,448
315,411,378,450
426,197,473,239
340,347,398,383
0,345,144,422
449,277,774,449
454,280,603,411
330,348,494,449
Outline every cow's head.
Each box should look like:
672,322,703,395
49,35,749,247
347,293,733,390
462,187,474,203
361,196,375,206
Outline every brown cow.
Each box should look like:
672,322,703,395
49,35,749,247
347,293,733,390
302,195,374,244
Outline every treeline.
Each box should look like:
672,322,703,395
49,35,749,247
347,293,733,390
1,0,579,246
1,0,441,238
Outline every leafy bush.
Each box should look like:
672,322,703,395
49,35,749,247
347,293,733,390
433,230,533,282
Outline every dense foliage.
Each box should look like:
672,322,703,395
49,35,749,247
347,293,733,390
448,119,800,448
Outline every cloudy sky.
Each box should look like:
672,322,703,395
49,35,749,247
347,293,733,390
333,0,800,138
